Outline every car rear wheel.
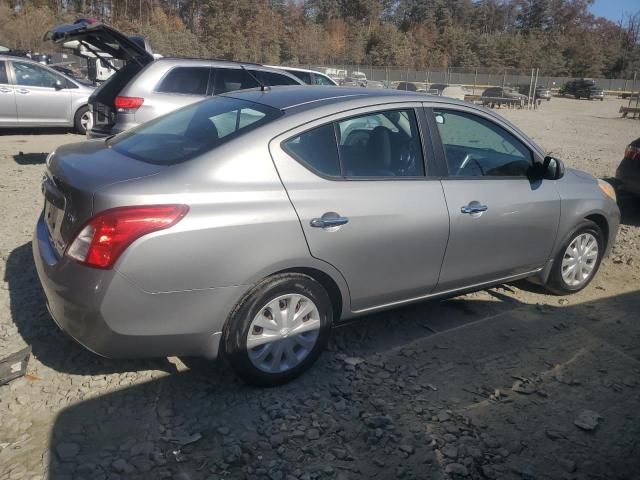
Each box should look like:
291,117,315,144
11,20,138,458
222,273,333,387
546,220,604,295
74,106,92,135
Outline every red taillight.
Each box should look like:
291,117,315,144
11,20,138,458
66,205,189,269
114,96,144,112
624,145,640,162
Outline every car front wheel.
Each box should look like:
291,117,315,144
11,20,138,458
222,273,333,386
546,220,604,294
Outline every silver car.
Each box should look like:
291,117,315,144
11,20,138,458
33,87,620,386
0,55,94,133
47,21,304,139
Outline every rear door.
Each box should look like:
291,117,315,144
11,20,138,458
271,105,450,312
428,106,560,292
0,60,17,125
10,61,72,126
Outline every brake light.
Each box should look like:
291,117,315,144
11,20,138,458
114,96,144,112
624,145,640,161
66,205,189,269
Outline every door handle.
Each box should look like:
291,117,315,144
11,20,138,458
16,88,30,94
310,216,349,228
461,204,488,214
0,87,12,93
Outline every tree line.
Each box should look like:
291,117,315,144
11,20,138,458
1,0,639,78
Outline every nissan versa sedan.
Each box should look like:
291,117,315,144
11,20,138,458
33,87,620,386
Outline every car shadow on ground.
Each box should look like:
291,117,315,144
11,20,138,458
13,152,48,165
41,290,640,480
618,193,640,227
0,127,77,136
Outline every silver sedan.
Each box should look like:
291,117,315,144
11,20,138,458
33,87,620,386
0,55,94,133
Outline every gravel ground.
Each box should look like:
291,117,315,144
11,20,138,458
0,97,639,480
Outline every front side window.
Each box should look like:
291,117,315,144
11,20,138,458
283,108,425,178
110,97,281,165
156,67,210,95
314,74,335,86
13,62,63,88
213,68,260,94
0,61,7,84
286,69,312,84
259,71,300,86
434,109,533,178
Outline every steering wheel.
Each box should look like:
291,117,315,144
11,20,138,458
456,153,485,176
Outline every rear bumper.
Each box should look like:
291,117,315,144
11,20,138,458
616,158,640,195
87,126,122,139
32,214,246,359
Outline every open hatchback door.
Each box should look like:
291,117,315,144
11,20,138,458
45,19,155,137
44,19,154,65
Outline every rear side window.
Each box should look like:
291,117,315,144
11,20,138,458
157,67,210,95
284,124,341,177
0,61,7,84
259,71,299,86
213,68,260,94
283,109,425,178
109,97,282,165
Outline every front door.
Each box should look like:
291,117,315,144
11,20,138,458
0,60,17,125
10,61,71,126
271,105,450,312
429,107,561,292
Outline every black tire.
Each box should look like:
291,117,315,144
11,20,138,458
546,220,604,295
74,105,91,135
222,273,333,387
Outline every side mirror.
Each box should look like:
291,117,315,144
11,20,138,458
53,80,64,90
543,155,565,180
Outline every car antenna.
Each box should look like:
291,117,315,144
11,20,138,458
241,65,270,92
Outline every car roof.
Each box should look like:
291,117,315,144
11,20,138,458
150,58,303,81
221,85,468,111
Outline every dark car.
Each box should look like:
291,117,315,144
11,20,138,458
560,79,604,101
616,138,640,196
481,87,526,107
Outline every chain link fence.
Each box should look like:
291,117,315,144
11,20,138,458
304,64,640,94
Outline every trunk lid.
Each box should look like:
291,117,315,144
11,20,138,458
42,140,163,256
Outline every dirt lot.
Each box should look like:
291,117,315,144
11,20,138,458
0,97,639,480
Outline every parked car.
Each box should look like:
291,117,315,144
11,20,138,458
268,66,337,86
34,87,619,386
0,54,94,133
535,86,552,101
615,137,640,196
559,79,604,101
397,81,428,92
46,20,304,138
516,85,552,101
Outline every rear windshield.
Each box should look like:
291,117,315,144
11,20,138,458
109,97,282,165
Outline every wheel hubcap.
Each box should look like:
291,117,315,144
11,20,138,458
81,112,92,131
247,294,321,373
561,233,599,287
